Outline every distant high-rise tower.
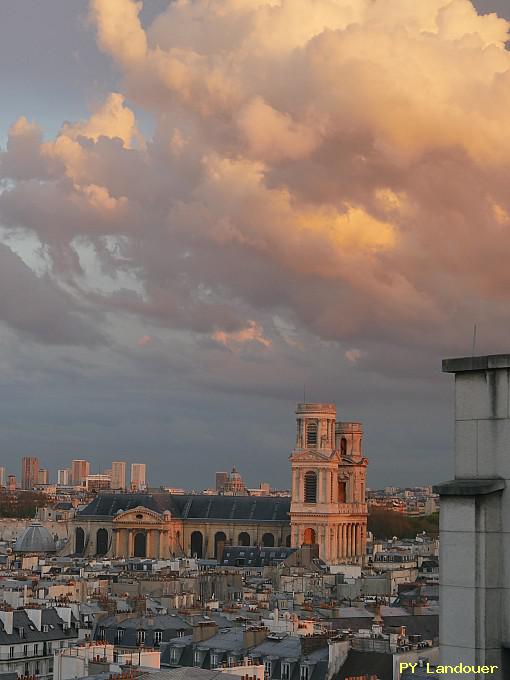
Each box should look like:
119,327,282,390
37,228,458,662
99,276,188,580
71,459,90,487
111,461,126,490
7,474,16,492
289,403,368,564
38,468,49,485
0,467,5,487
21,457,39,490
57,469,70,486
130,463,146,491
215,471,228,492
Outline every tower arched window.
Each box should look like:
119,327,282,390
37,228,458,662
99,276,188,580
304,471,317,503
306,423,318,447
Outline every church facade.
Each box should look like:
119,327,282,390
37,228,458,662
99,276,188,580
67,402,368,563
290,403,368,564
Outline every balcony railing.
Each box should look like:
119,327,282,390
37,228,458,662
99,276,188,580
336,502,367,514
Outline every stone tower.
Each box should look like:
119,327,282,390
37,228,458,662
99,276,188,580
290,403,368,563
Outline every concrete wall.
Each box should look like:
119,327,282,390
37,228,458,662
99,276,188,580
437,355,510,679
0,518,68,541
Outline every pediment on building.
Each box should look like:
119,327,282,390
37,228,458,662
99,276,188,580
291,449,337,463
112,506,166,525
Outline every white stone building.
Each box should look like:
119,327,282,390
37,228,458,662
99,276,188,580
0,606,78,679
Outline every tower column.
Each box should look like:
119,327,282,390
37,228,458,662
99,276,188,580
331,525,337,561
356,524,362,555
293,526,299,547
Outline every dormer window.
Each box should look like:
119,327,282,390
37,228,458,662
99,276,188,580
136,629,145,645
116,628,124,643
154,630,163,645
282,663,291,680
264,660,272,677
18,627,24,638
193,650,201,667
42,625,49,633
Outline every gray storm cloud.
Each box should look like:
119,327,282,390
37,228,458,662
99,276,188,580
1,0,510,358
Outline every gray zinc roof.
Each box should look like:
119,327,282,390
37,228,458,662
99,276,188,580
13,522,57,554
79,493,290,523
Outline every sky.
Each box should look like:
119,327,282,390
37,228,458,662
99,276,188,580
1,0,510,490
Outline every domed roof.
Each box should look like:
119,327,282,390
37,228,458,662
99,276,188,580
230,466,242,481
14,521,57,554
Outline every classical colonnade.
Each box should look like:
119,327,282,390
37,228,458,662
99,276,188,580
113,527,169,558
294,521,366,562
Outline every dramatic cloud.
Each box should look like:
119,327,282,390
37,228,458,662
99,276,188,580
0,244,103,345
1,0,510,484
2,0,510,360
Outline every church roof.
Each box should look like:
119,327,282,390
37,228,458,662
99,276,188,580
78,492,290,522
13,521,57,553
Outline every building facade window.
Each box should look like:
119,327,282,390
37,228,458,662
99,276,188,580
282,663,291,680
304,471,317,503
264,660,272,677
300,665,310,680
306,423,317,446
154,630,163,645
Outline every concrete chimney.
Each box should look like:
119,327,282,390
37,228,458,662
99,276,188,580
436,354,510,677
26,608,42,631
192,621,218,643
243,626,268,649
0,610,13,635
56,606,72,628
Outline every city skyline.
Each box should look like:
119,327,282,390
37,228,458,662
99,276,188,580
2,0,510,490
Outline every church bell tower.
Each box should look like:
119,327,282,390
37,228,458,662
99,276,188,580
290,403,368,563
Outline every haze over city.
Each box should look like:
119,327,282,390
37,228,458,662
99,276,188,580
1,0,510,489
